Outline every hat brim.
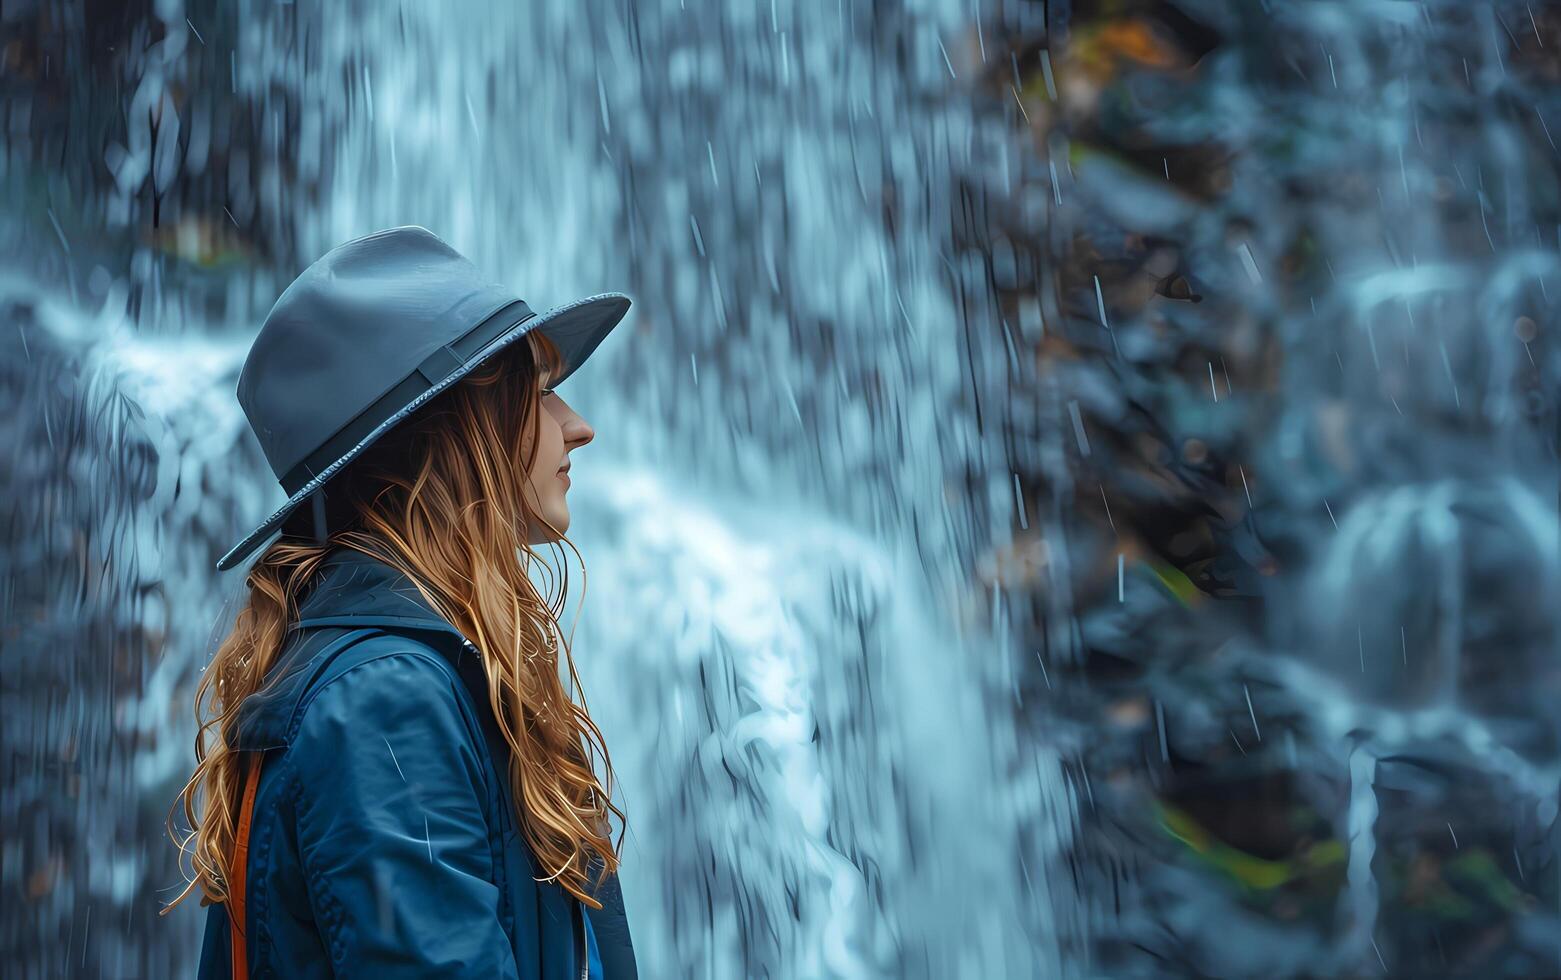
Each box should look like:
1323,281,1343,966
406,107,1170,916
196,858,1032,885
215,291,631,572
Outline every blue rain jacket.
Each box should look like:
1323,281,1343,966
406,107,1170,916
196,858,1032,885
195,548,637,979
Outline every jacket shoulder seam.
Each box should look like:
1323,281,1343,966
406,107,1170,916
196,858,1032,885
283,644,485,970
286,644,465,744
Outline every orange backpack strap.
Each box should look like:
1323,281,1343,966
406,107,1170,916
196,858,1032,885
229,751,265,980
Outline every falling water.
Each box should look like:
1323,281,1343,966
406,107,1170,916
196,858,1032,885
214,0,1076,975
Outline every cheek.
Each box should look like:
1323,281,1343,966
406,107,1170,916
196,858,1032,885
530,414,564,474
543,413,565,451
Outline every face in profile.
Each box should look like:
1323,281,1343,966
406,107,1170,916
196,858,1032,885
522,372,594,544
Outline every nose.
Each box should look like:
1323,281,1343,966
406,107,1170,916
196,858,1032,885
556,397,594,448
565,417,594,448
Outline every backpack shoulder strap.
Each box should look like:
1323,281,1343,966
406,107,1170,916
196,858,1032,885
228,751,264,980
226,626,384,978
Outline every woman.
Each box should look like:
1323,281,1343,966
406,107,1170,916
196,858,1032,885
162,226,638,979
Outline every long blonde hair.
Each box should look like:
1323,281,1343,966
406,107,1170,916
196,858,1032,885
163,328,624,914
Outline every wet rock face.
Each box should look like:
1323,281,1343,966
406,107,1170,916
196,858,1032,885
985,2,1561,975
1,283,258,977
0,295,174,975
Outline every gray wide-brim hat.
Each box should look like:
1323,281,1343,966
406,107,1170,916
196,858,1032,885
216,225,632,572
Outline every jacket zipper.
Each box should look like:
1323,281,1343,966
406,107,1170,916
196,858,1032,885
471,627,593,980
466,637,591,980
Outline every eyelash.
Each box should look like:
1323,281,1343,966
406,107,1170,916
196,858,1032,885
541,387,556,397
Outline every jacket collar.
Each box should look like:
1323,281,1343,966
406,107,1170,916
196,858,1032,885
230,547,473,750
288,547,472,642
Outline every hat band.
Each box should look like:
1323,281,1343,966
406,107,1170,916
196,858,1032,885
279,299,536,496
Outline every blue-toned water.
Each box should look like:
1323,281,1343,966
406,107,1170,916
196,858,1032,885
3,0,1557,977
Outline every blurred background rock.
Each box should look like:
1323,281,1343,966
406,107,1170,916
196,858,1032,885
1,0,1556,976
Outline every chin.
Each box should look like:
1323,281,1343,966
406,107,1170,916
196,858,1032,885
544,506,570,537
524,506,569,544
